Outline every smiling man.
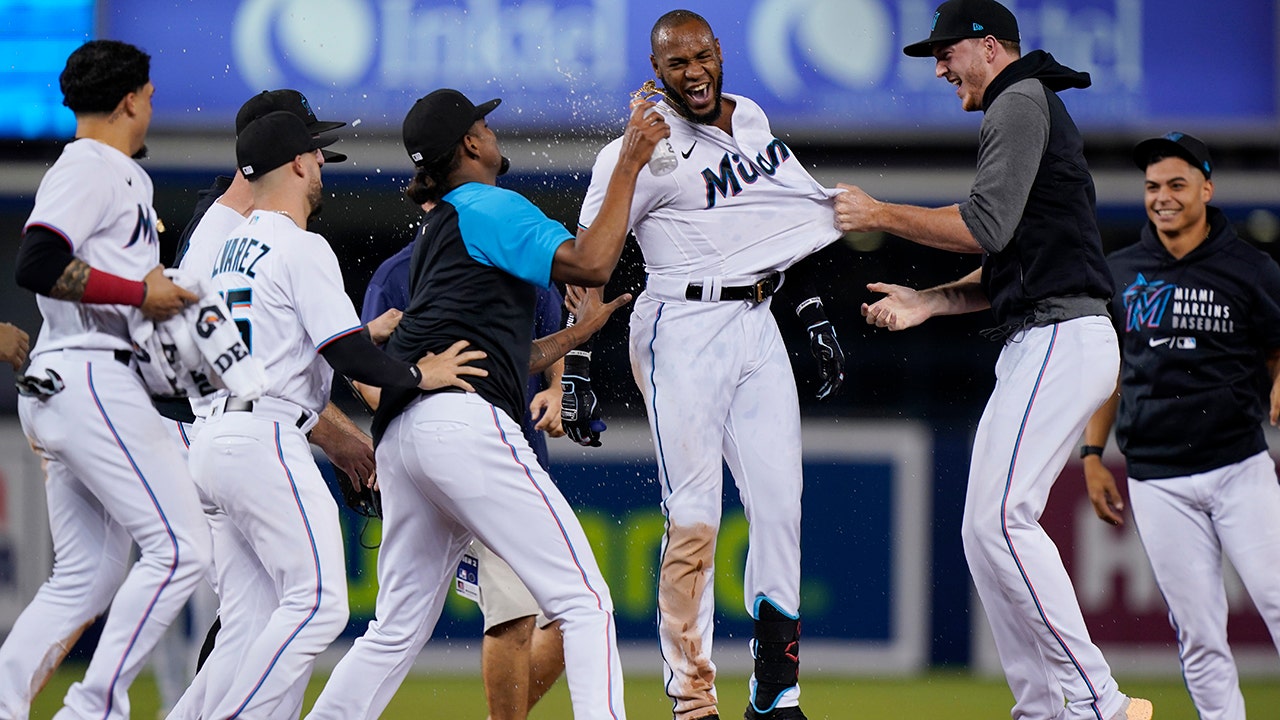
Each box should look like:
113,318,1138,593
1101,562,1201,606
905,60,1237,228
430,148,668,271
578,9,847,720
831,1,1152,719
1083,133,1280,720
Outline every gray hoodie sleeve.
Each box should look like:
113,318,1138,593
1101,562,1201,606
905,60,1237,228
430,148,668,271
959,80,1050,254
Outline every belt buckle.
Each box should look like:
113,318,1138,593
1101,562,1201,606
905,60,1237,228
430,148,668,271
752,274,775,304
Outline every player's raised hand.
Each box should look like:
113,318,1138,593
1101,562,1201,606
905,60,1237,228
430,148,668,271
861,282,932,331
415,340,488,392
366,308,404,346
619,98,669,172
140,265,199,321
0,323,30,369
1083,455,1126,526
834,183,882,233
565,285,634,336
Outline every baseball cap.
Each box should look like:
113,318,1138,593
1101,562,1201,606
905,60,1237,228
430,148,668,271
402,89,501,168
903,0,1020,57
236,111,338,181
236,89,347,164
1133,131,1213,179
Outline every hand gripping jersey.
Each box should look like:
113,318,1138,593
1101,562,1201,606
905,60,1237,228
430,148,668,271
579,93,840,280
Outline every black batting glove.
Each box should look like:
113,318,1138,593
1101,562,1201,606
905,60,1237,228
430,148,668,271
797,297,845,401
561,350,606,446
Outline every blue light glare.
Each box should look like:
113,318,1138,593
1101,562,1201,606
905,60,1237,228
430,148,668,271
0,0,95,140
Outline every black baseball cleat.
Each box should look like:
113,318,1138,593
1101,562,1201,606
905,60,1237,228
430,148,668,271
744,705,807,720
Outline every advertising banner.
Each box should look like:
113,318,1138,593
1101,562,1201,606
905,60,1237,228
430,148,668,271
77,0,1276,137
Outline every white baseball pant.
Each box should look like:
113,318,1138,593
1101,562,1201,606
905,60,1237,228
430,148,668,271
629,293,804,720
307,392,624,720
0,350,210,720
963,316,1128,720
1129,450,1280,720
182,402,348,719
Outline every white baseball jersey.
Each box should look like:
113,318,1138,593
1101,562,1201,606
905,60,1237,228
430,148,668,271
179,200,251,418
24,138,159,353
579,93,840,279
203,210,363,415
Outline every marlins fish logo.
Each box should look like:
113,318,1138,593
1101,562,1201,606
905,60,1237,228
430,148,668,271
1122,273,1176,332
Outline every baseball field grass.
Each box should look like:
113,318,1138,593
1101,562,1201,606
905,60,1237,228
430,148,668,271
28,667,1280,719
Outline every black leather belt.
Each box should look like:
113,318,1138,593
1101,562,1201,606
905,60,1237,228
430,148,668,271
686,272,782,304
225,397,308,429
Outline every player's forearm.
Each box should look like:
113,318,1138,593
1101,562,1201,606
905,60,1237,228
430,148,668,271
920,268,990,316
528,325,592,374
16,227,146,305
876,202,984,254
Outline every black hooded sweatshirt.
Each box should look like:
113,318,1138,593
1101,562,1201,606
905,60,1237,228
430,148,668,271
1108,207,1280,479
959,50,1114,338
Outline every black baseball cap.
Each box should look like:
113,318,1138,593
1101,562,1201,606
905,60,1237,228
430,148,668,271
903,0,1020,57
236,89,347,163
236,111,338,181
402,89,501,168
1133,132,1213,179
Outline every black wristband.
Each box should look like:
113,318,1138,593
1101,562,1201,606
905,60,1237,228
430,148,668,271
795,297,829,330
1080,444,1104,459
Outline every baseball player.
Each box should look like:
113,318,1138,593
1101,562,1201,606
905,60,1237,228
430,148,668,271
360,229,632,720
4,40,213,719
577,11,844,720
305,87,665,720
836,1,1150,719
172,110,486,719
0,323,30,369
161,89,360,719
1084,132,1280,720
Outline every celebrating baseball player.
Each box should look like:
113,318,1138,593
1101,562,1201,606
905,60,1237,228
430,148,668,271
576,10,845,720
1083,132,1280,720
834,1,1150,719
169,110,486,719
162,89,367,718
360,229,631,720
306,87,664,720
4,40,213,719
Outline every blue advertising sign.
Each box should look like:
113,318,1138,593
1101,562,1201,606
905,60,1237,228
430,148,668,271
0,0,94,139
87,0,1275,138
323,421,933,672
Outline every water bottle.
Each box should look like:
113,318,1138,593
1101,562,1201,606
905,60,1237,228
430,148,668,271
645,104,678,176
648,137,679,176
632,81,677,176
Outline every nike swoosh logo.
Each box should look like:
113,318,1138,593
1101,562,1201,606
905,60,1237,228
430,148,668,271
1149,337,1172,347
681,142,697,159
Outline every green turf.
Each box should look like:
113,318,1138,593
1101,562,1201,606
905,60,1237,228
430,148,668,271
30,666,1280,718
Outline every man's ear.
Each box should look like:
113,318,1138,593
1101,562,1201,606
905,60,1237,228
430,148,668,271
461,131,482,160
118,91,136,119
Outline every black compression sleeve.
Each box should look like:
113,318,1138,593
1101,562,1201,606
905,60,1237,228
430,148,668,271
15,226,75,295
320,330,421,389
